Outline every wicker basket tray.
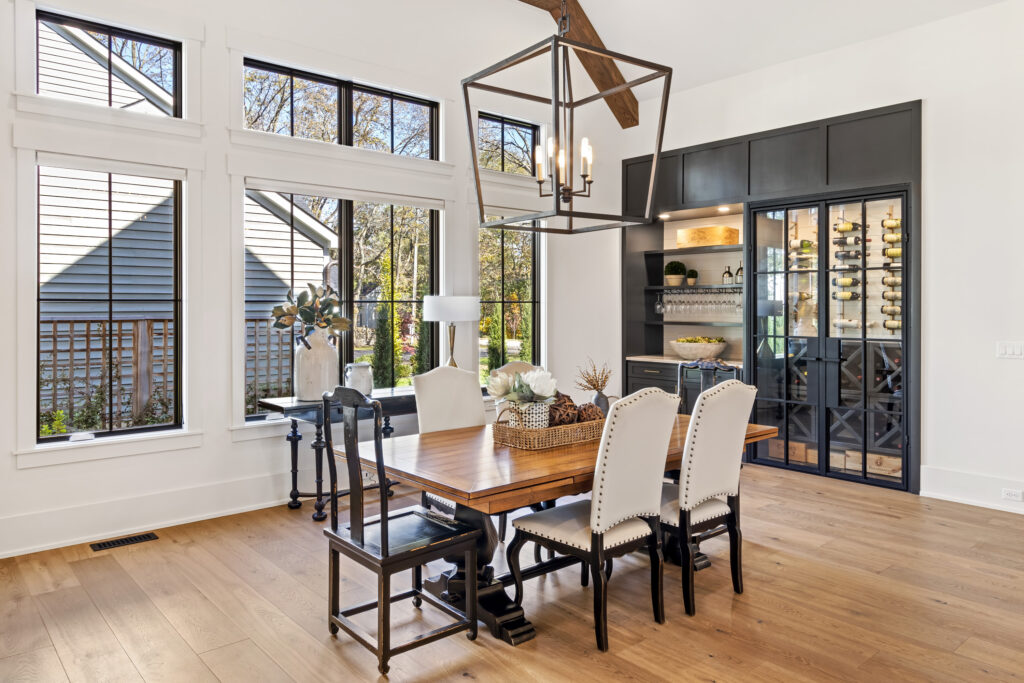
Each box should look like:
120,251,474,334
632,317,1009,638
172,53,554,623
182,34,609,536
493,416,604,451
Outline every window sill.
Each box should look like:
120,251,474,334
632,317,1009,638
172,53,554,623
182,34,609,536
229,415,292,443
14,429,203,469
15,93,203,139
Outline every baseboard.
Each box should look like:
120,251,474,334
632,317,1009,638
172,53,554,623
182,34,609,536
0,467,340,559
920,465,1024,515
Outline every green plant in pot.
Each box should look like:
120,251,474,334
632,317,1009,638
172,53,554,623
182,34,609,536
686,268,699,286
665,260,686,287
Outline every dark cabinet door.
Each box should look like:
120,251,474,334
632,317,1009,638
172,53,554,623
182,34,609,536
683,142,747,204
654,152,682,213
623,158,653,216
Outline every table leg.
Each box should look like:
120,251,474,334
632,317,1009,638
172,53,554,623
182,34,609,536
382,415,394,438
286,419,302,510
422,505,536,646
311,422,327,522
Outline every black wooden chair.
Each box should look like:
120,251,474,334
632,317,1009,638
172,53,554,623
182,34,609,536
323,386,481,675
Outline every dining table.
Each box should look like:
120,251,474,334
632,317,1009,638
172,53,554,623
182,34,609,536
349,413,778,645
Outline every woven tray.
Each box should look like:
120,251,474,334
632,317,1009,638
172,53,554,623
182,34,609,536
492,416,604,451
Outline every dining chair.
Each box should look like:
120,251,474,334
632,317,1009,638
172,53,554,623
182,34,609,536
490,360,538,377
322,386,480,675
659,379,757,616
505,387,681,651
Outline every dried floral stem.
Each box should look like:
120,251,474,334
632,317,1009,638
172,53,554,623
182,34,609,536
575,358,611,393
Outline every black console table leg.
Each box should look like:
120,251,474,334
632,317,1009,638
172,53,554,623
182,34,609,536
382,415,394,438
286,419,302,510
311,422,327,522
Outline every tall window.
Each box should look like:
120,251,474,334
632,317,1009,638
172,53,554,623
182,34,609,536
36,11,181,117
477,113,536,175
38,166,181,440
243,59,437,159
479,222,539,381
243,192,436,415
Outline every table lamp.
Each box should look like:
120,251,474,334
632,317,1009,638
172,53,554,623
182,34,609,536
422,295,480,368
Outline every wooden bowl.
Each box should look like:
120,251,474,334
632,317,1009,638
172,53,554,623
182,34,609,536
669,341,727,360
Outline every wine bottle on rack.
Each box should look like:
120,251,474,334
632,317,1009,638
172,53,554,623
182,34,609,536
789,239,816,250
881,217,902,229
832,236,870,246
735,263,744,284
833,318,876,330
833,220,863,233
834,250,863,261
883,320,902,330
882,290,902,301
831,264,861,272
881,275,902,287
831,276,861,287
831,291,861,301
884,247,902,259
882,233,902,244
880,304,902,315
793,291,814,301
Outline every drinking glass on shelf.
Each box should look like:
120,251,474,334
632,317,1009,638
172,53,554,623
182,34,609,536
655,292,664,315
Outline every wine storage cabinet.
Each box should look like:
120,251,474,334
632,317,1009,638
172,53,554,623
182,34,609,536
747,191,910,490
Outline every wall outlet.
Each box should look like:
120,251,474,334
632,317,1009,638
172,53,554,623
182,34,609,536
1002,488,1024,502
996,342,1024,359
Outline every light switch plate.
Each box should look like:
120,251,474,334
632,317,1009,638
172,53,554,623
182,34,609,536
996,342,1024,359
1002,488,1023,502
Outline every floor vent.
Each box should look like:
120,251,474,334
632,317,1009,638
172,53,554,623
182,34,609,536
90,532,158,551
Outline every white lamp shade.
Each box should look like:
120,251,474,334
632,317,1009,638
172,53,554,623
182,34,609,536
422,295,480,322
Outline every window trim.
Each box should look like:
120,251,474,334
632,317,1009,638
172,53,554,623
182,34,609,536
480,226,541,369
36,166,184,443
242,58,439,161
36,9,183,118
477,112,539,176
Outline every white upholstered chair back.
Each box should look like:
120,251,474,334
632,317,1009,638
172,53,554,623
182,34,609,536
589,387,681,533
413,366,486,434
677,380,757,510
491,361,538,377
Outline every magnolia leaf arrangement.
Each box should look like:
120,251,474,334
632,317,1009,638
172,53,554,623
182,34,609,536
487,369,558,404
272,283,351,345
575,358,611,393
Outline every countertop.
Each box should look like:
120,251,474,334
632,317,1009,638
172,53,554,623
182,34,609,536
626,355,744,369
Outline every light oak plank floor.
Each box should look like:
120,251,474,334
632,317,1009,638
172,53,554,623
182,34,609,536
2,465,1023,682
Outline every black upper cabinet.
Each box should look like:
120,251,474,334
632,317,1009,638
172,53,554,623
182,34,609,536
683,142,747,204
827,109,917,189
623,157,653,216
750,127,824,196
654,152,683,212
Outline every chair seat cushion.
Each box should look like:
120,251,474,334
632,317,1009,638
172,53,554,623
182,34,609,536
328,505,477,557
660,484,730,527
511,499,653,551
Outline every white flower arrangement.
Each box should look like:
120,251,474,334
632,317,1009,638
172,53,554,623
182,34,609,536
486,369,557,404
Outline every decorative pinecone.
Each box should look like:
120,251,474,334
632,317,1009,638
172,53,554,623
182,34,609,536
576,402,605,422
548,392,578,426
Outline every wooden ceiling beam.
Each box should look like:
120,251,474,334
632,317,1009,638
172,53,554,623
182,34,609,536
518,0,640,128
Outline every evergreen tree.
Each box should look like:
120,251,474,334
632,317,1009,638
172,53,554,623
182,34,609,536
487,312,503,373
371,303,392,388
518,308,533,361
412,317,432,375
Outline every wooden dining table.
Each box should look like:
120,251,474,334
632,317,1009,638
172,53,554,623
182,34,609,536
351,414,778,645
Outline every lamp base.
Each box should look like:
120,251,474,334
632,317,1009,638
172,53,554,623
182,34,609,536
447,322,459,369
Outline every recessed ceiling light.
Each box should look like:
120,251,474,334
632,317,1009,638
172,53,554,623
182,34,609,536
718,206,730,213
658,213,671,220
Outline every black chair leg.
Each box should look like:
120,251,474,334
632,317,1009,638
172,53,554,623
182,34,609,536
506,531,527,606
377,572,391,675
412,564,423,608
647,533,665,624
580,560,589,587
682,537,697,617
465,546,478,640
498,513,507,542
590,559,609,652
534,542,542,563
328,547,339,635
727,515,743,594
420,491,430,509
604,559,613,580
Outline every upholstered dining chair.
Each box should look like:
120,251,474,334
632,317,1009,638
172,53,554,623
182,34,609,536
660,379,757,616
506,387,681,651
322,386,480,675
490,360,538,377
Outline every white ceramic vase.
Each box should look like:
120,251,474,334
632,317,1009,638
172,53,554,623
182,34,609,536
294,329,339,401
344,362,374,397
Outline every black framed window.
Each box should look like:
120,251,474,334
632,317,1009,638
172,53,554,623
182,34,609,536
478,113,537,175
36,11,181,118
480,219,540,381
38,166,181,441
243,59,438,160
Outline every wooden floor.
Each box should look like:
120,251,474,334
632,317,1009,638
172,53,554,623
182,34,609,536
3,465,1024,682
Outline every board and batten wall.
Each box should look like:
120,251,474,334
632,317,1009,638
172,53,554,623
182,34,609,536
613,0,1024,512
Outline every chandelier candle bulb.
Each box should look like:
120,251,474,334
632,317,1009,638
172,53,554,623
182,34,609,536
535,145,544,181
580,137,592,178
557,149,565,184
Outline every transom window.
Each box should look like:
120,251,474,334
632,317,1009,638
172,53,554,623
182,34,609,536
38,166,181,441
243,59,438,159
477,113,537,175
480,220,539,380
36,11,181,117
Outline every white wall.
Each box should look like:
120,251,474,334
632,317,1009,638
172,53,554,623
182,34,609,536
0,0,558,558
613,0,1024,512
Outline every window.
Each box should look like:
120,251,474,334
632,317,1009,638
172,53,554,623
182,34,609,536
479,221,539,381
38,166,181,441
243,192,437,415
478,113,537,175
243,59,437,159
36,11,181,117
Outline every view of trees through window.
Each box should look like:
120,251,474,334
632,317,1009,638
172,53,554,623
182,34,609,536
243,60,436,159
480,220,538,382
477,113,536,175
37,11,180,117
37,166,180,440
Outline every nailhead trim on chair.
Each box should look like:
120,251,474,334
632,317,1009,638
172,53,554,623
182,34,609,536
511,520,651,550
680,381,748,510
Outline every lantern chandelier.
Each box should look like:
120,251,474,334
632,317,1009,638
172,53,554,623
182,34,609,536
463,0,672,234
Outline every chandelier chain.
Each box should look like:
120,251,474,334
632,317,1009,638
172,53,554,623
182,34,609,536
558,0,570,36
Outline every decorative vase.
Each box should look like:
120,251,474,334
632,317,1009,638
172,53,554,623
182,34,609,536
344,362,373,397
508,401,550,429
592,391,610,416
294,329,339,400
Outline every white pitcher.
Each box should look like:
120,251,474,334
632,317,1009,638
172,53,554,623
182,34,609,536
345,362,374,397
294,329,339,400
